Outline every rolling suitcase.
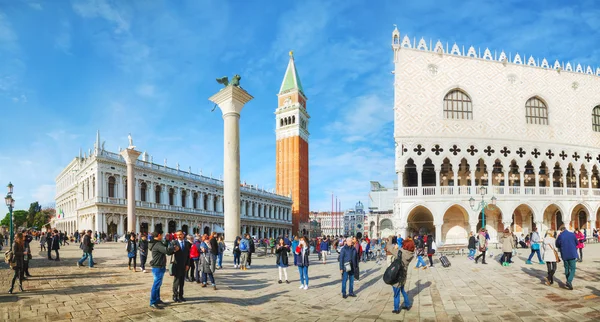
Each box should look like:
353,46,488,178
439,255,451,268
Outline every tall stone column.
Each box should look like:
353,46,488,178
120,148,141,234
209,84,253,254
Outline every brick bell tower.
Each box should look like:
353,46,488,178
276,51,310,236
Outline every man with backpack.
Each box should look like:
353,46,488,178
77,230,94,268
239,235,250,270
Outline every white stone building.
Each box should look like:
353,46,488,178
365,182,395,238
309,211,344,236
53,133,293,238
390,27,600,245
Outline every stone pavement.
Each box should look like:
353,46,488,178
1,241,600,321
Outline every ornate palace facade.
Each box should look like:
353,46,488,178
391,27,600,245
53,133,293,238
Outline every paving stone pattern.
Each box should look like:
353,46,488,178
1,242,600,321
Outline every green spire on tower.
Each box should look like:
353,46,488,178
279,50,304,95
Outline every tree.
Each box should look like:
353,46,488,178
32,211,50,229
1,210,28,229
27,202,42,227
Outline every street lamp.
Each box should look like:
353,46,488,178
469,186,496,231
5,182,15,250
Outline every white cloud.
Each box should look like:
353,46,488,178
71,0,130,33
46,130,80,141
32,184,56,205
136,84,155,98
331,94,393,143
26,2,43,10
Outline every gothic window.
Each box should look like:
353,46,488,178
108,176,116,198
155,185,161,204
292,116,296,124
140,182,147,202
443,89,472,120
280,119,283,127
593,106,600,132
525,97,548,125
169,188,175,206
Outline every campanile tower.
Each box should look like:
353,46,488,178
276,51,310,235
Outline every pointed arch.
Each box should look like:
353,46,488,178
592,106,600,132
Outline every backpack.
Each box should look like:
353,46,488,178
240,240,248,251
4,250,15,268
383,256,403,285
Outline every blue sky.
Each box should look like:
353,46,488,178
0,0,598,212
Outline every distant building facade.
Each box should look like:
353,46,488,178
309,211,344,236
344,201,366,237
53,133,293,238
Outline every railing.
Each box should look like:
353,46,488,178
88,197,292,222
458,186,471,195
396,186,600,198
440,187,453,195
403,187,417,196
423,187,435,195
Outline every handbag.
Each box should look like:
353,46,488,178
168,255,174,276
549,244,561,263
128,251,136,259
344,261,352,272
531,243,540,251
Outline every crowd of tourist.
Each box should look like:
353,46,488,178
1,224,588,315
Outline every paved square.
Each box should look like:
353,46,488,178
1,242,600,321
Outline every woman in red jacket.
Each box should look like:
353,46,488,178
188,236,199,282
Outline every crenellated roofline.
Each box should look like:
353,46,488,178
391,27,600,78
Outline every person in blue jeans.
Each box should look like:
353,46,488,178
77,230,94,268
555,226,579,290
233,236,241,268
338,237,358,298
217,236,225,269
392,238,415,314
294,236,310,289
526,227,545,265
148,231,175,309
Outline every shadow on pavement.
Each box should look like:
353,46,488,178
184,290,288,306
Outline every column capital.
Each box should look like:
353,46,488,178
120,148,141,164
209,85,254,116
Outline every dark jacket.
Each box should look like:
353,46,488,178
11,242,25,270
233,238,241,254
51,235,60,250
338,245,358,274
126,239,137,253
275,245,290,267
468,236,476,249
249,238,256,253
149,239,175,268
171,239,191,275
138,239,149,257
556,230,579,261
294,246,310,267
81,234,93,253
210,238,219,255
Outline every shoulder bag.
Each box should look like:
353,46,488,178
549,244,561,263
168,255,174,276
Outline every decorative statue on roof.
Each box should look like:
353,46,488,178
127,133,136,149
216,74,241,88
